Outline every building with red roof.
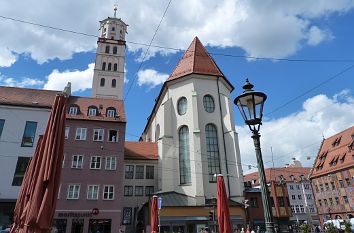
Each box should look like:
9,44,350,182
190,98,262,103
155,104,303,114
309,125,354,225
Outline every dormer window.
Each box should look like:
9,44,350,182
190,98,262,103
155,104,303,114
69,105,79,115
290,175,295,181
332,136,342,147
107,108,116,118
88,106,98,117
300,175,305,181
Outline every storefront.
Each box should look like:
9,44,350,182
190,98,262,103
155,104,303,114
53,209,121,233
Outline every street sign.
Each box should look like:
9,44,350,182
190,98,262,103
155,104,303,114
158,197,162,209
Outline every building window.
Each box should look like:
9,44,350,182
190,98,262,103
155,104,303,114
325,183,329,191
69,106,79,115
177,97,187,115
87,185,99,200
112,78,116,87
329,198,333,205
135,186,143,196
318,200,322,206
304,184,310,189
291,205,295,213
343,196,349,204
320,184,324,192
112,27,115,31
71,155,83,169
278,197,285,207
145,186,154,196
179,126,191,184
88,107,97,116
65,127,70,139
113,63,117,72
12,157,31,186
298,195,302,200
107,108,116,118
113,46,117,54
105,45,110,53
0,119,5,138
103,185,114,200
135,165,144,179
295,205,300,213
21,121,37,147
206,124,221,182
345,178,350,186
105,157,116,170
300,205,304,213
289,185,294,190
108,63,112,71
89,219,111,233
290,175,295,181
108,129,118,142
250,198,258,208
296,185,300,190
125,165,134,179
75,128,87,140
315,185,319,192
122,207,132,225
102,62,106,71
203,95,215,113
90,156,101,169
339,180,344,188
306,194,312,200
146,166,154,179
291,195,296,200
93,129,104,141
67,184,80,199
335,197,339,204
124,186,133,196
324,199,328,206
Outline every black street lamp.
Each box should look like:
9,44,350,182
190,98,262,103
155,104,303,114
234,79,275,233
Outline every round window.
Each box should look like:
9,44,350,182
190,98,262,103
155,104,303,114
203,95,215,113
177,97,187,115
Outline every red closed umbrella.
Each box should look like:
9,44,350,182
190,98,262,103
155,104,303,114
11,94,68,233
217,175,232,233
150,195,158,233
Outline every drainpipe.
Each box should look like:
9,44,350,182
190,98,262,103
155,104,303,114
216,77,231,197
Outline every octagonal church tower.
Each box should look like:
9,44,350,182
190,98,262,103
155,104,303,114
141,37,244,209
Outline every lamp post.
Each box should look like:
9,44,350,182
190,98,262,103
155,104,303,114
234,79,275,233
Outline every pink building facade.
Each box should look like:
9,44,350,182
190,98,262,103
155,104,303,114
54,96,126,233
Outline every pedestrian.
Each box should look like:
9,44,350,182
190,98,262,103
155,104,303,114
251,229,255,233
240,228,245,233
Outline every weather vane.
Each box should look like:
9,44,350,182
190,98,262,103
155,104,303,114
113,3,118,18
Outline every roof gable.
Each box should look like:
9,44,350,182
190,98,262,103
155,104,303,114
168,37,225,81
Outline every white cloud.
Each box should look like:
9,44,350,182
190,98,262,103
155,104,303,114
0,0,354,67
307,26,332,46
0,74,44,87
43,63,94,92
137,68,168,89
238,90,354,174
0,47,17,67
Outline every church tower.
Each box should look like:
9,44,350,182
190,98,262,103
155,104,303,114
92,5,128,100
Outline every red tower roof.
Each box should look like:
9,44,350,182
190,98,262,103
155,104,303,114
168,37,225,81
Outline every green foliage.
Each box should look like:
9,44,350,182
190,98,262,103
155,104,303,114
325,223,337,233
345,221,352,233
300,224,309,233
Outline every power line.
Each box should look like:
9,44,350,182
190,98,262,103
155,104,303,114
1,14,354,63
265,63,354,116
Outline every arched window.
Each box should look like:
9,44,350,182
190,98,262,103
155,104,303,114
108,63,112,71
205,124,221,182
113,47,117,54
105,45,110,53
179,126,191,184
112,79,116,87
100,78,105,87
203,95,215,113
102,62,106,70
113,63,117,71
177,97,187,115
155,124,160,141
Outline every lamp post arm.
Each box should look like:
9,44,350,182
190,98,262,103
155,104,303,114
252,131,275,233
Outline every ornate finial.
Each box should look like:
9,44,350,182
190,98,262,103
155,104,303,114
242,78,254,92
113,4,118,17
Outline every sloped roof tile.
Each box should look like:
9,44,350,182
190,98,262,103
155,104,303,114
124,141,158,160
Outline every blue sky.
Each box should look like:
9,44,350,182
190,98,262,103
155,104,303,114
1,0,354,171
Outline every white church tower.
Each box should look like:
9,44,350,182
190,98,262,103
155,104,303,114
141,37,244,205
92,5,128,99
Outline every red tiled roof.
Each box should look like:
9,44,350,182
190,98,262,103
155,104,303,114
124,141,158,160
66,96,126,122
167,37,228,83
0,86,59,108
244,167,312,186
310,125,354,178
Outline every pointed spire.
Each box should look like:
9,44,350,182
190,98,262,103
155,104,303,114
168,37,225,81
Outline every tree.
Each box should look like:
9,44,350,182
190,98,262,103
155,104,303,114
301,223,309,233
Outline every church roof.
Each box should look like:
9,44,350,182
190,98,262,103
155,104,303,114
168,37,226,82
